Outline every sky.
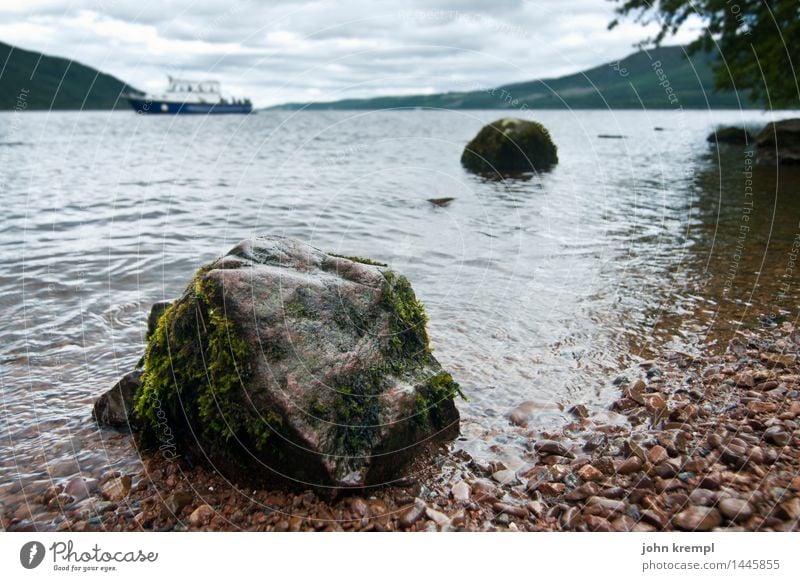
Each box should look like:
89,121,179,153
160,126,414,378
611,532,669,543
0,0,702,107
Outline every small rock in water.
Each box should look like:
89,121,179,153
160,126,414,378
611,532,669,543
492,469,518,485
471,480,498,502
451,481,470,503
569,404,589,419
534,439,571,457
64,477,98,502
92,370,141,428
427,197,455,207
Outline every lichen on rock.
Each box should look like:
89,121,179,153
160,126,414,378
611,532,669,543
461,117,558,174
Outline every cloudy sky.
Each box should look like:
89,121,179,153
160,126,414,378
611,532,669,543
0,0,701,107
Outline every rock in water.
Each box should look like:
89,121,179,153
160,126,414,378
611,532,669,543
707,126,753,145
756,118,800,165
461,118,558,174
133,236,462,489
92,370,141,428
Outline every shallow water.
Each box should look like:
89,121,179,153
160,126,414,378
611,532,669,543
1,108,799,527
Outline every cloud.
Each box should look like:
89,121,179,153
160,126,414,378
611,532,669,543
0,0,705,106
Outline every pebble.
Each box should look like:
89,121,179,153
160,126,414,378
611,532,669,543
534,440,571,457
584,515,611,531
718,498,753,522
398,499,426,529
351,497,369,517
646,445,669,465
585,496,627,515
425,506,450,527
617,456,643,475
64,477,98,502
188,504,215,527
164,491,194,515
577,464,604,482
101,476,131,502
764,426,790,446
672,506,721,531
536,482,565,496
451,481,470,503
470,480,498,502
564,482,598,501
688,488,717,506
492,469,518,485
492,502,528,519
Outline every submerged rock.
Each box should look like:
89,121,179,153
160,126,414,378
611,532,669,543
756,118,800,165
461,118,558,174
132,236,462,489
92,370,141,428
707,126,753,145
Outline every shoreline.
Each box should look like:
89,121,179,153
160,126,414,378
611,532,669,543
6,320,799,532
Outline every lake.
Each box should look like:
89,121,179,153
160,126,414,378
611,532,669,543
1,108,799,528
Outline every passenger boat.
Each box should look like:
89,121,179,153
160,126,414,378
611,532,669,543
125,77,252,114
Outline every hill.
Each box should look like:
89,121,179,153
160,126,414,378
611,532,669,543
0,41,138,110
269,46,760,111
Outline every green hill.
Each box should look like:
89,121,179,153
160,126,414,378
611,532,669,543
269,45,760,111
0,41,139,110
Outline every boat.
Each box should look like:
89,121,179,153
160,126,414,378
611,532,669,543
125,77,252,114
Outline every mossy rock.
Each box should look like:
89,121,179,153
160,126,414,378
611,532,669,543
132,236,461,489
707,126,753,145
461,117,558,174
755,118,800,165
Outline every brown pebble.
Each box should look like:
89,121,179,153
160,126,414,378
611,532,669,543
188,504,215,527
672,506,721,531
647,445,669,465
101,476,131,502
718,498,753,522
577,464,603,482
617,456,643,475
398,499,426,529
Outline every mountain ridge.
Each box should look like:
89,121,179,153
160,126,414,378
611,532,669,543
0,41,137,110
267,45,760,111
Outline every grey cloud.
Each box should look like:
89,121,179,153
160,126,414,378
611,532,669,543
0,0,671,106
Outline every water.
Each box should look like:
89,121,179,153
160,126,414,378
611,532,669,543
2,108,799,527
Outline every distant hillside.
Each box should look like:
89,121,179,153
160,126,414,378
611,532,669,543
0,41,138,110
269,46,760,111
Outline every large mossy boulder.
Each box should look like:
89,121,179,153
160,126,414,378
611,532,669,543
132,236,461,489
707,126,753,145
461,117,558,174
756,118,800,165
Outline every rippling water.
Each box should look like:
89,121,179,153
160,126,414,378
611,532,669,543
2,108,799,527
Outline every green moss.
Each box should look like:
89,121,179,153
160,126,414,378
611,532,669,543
134,269,281,456
328,253,388,267
329,366,385,459
461,118,558,174
414,371,465,428
380,270,430,361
